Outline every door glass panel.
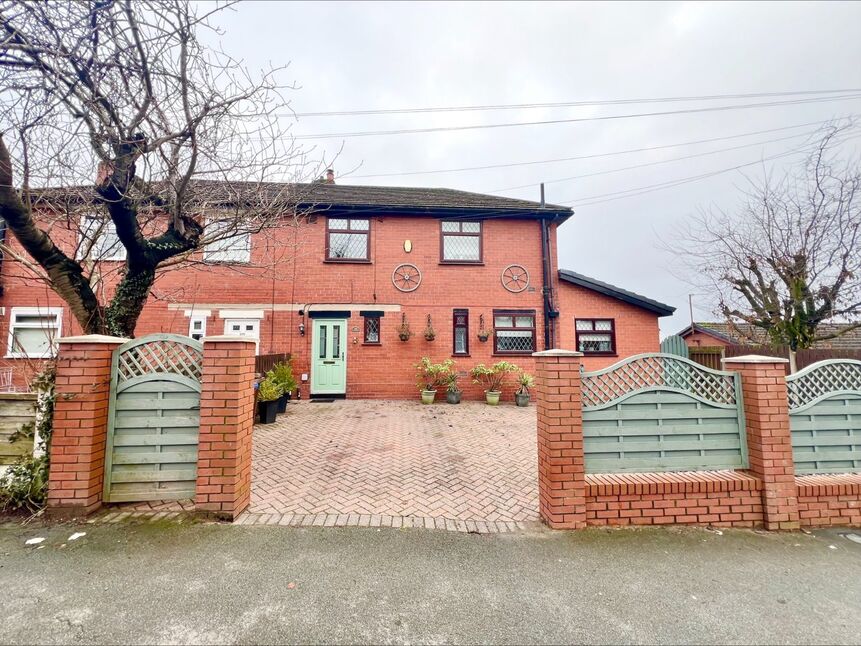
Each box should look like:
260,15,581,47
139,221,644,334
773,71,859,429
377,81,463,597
332,325,341,358
455,328,467,354
319,325,327,359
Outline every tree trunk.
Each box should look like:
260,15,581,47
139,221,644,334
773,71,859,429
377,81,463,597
104,266,157,338
788,348,798,374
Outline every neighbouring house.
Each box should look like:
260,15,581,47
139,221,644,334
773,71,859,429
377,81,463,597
0,174,674,399
679,322,861,350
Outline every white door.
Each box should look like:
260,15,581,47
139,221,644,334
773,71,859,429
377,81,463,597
223,319,260,352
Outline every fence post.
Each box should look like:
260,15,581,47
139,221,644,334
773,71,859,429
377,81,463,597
196,336,257,520
722,355,800,530
533,349,586,529
47,335,127,518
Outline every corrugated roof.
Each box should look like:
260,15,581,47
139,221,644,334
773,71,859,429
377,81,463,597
558,269,676,317
679,321,861,349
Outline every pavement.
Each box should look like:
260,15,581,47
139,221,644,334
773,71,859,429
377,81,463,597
1,519,860,645
251,399,538,522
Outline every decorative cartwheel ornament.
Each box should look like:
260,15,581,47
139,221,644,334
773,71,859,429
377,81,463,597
392,263,422,292
501,264,529,293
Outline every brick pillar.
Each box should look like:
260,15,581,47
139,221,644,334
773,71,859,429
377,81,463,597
533,349,586,529
47,335,127,518
196,336,257,520
723,355,799,530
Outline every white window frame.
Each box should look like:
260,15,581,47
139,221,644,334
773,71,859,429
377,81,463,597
223,318,260,352
203,217,251,264
188,314,208,341
77,214,126,261
6,307,63,359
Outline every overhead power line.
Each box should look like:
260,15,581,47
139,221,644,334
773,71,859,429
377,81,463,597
346,117,851,179
561,134,861,207
287,88,861,118
286,93,861,140
487,128,832,194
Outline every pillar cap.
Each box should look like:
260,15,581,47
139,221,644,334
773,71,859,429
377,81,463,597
722,354,790,365
532,349,584,358
59,334,128,344
202,335,257,344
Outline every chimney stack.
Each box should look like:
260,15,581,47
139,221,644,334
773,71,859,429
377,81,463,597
325,168,335,184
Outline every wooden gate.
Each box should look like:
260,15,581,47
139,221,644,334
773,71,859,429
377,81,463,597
787,359,861,474
581,353,747,473
103,334,204,503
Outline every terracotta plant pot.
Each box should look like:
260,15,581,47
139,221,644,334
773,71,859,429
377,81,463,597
421,389,437,405
446,390,462,404
515,392,530,407
485,390,501,406
258,399,279,424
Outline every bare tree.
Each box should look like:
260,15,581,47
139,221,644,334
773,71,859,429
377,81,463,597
674,123,861,372
0,0,315,337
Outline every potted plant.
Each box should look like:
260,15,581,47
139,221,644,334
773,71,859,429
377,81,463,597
257,377,281,424
423,314,436,341
515,371,534,407
415,357,453,404
477,314,492,343
443,370,462,404
470,361,517,405
397,313,412,341
267,361,297,413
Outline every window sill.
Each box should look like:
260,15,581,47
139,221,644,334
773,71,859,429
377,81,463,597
324,259,372,264
581,352,618,357
438,260,484,266
202,260,252,266
362,342,382,346
452,354,471,358
492,352,535,357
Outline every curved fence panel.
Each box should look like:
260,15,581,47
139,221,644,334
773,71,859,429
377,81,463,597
581,353,747,473
787,360,861,474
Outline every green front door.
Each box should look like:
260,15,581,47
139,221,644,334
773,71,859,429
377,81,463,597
311,318,347,395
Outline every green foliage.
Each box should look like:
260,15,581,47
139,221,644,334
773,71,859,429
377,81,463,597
442,370,461,393
257,377,281,402
470,361,518,393
266,361,297,395
415,357,454,392
0,364,56,513
516,371,535,395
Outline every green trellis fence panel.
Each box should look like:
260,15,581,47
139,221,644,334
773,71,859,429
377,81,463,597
581,353,747,473
103,334,204,503
786,359,861,475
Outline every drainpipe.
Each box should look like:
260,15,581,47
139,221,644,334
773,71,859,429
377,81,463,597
0,219,5,296
539,183,557,349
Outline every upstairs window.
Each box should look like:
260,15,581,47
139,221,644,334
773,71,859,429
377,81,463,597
453,309,469,356
493,310,535,354
440,220,482,263
7,307,63,359
78,215,126,261
327,218,370,261
575,319,616,355
204,218,251,264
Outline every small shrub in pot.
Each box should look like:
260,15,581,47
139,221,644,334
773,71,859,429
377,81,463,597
415,357,453,404
443,371,462,404
515,371,534,407
267,360,297,413
470,361,517,405
257,378,281,424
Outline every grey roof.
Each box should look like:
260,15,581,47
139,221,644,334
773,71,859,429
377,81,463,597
32,180,572,219
678,322,861,349
558,269,676,317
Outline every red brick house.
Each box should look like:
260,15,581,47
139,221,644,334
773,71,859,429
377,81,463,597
679,322,861,349
0,179,674,399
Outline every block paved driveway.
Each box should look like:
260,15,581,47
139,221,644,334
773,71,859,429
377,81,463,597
250,399,538,522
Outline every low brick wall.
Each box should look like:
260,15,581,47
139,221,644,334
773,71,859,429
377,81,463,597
796,474,861,528
585,471,764,528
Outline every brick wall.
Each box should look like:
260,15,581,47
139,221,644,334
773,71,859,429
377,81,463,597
555,284,661,371
0,211,663,400
683,330,729,348
796,474,861,528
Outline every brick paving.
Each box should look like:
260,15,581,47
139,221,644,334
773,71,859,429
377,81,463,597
249,399,539,523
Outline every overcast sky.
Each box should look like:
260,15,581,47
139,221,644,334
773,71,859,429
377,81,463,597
216,1,861,336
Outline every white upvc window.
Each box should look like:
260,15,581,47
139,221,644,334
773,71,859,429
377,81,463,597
188,314,208,341
223,319,260,352
7,307,63,359
78,215,126,261
203,218,251,264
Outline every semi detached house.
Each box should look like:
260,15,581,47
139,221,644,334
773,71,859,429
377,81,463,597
0,175,674,400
